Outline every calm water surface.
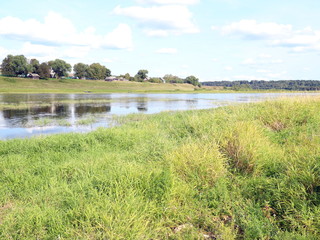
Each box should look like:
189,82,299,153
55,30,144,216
0,92,319,139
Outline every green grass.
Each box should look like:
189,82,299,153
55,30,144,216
25,118,72,127
0,76,198,93
0,76,313,94
1,97,320,239
76,116,97,125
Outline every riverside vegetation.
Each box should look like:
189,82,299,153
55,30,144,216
1,97,320,239
0,76,197,93
0,76,308,94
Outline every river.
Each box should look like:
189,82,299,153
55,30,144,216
0,92,319,139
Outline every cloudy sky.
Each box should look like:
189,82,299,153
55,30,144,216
0,0,319,81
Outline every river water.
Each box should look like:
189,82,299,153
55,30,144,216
0,92,319,140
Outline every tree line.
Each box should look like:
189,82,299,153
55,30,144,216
117,71,201,87
0,54,200,86
202,80,320,91
0,55,111,80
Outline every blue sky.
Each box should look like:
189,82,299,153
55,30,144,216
0,0,319,81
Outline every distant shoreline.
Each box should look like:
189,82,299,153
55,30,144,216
1,76,319,94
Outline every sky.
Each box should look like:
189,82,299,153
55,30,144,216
0,0,319,81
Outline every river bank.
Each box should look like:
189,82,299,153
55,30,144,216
1,97,320,239
0,76,315,94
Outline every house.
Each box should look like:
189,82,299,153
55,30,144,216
27,73,40,79
50,69,55,78
105,76,129,81
105,76,118,81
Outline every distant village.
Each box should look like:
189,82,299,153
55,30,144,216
0,54,201,87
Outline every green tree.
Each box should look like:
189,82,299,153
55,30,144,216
148,77,163,83
124,73,131,80
87,63,111,80
48,59,71,78
184,75,200,87
30,59,40,74
135,69,149,82
1,55,29,76
73,63,89,79
163,74,183,83
1,55,15,76
38,63,51,79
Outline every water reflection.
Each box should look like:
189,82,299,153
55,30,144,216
137,98,148,112
75,104,111,116
0,92,319,140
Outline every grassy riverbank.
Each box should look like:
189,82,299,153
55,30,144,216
0,76,197,93
1,97,320,239
0,76,308,93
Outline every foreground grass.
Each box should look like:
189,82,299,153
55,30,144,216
1,97,320,239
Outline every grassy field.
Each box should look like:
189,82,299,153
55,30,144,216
0,76,306,94
1,97,320,239
0,76,198,93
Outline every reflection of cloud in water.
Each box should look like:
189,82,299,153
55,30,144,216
25,126,56,133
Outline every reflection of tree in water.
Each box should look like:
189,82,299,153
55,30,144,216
1,104,71,127
2,109,29,119
136,98,148,112
54,105,69,117
75,104,111,117
186,99,198,104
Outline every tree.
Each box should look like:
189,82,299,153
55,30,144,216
73,63,89,79
135,69,148,82
38,63,51,79
1,54,29,76
163,74,183,83
184,75,200,87
124,73,131,80
30,59,40,74
1,55,15,76
148,77,163,83
87,63,111,80
48,59,71,78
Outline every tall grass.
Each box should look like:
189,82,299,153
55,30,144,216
1,97,320,239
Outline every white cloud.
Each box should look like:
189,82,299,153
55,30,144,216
224,66,233,71
103,58,114,63
256,69,269,73
136,0,199,4
270,59,283,64
241,58,256,65
219,20,320,52
221,20,292,39
267,71,287,79
211,26,218,31
21,42,57,57
156,48,177,54
258,54,272,59
103,24,133,50
241,57,283,66
232,75,266,80
63,46,91,59
0,47,10,60
0,12,133,50
114,5,199,36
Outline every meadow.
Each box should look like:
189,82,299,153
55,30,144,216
0,76,300,94
1,97,320,239
0,76,197,93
